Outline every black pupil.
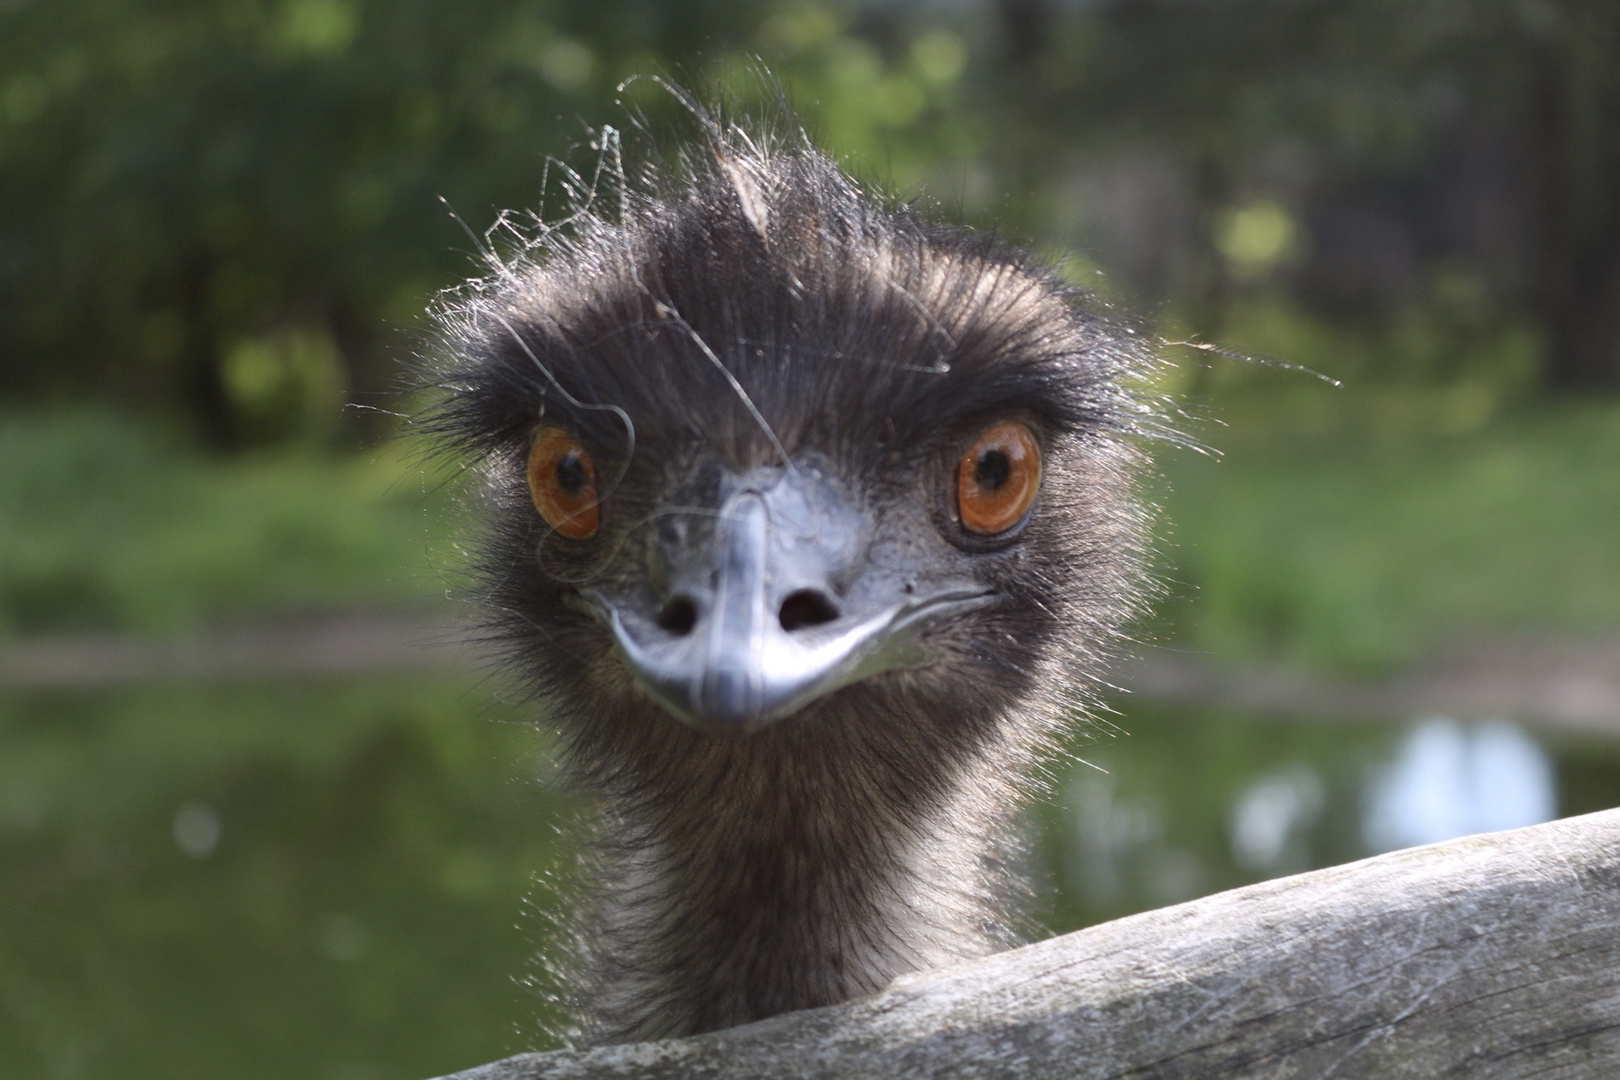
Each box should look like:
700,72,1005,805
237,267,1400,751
555,452,590,496
975,448,1011,490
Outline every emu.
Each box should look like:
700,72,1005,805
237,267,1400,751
425,115,1153,1045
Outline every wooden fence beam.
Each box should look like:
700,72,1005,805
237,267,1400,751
433,808,1620,1079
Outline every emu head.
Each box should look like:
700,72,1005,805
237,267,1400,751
432,132,1149,751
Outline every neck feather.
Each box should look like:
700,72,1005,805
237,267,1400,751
571,698,1028,1044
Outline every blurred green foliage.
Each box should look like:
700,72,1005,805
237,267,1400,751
0,410,456,636
1158,392,1620,671
0,0,986,445
2,0,1616,451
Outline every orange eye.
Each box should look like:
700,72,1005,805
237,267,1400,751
527,427,599,540
957,422,1041,536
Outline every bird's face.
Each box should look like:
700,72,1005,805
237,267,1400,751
437,147,1141,744
524,417,1044,735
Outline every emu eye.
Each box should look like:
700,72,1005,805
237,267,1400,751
528,427,600,540
957,422,1041,536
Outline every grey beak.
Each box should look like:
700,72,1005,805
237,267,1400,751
583,466,990,734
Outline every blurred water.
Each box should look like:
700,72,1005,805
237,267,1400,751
2,684,1617,1080
1045,707,1607,935
172,800,222,859
1362,717,1557,852
1229,764,1326,872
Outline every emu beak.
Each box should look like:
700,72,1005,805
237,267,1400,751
577,466,991,735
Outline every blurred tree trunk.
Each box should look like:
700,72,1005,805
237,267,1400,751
179,252,235,449
996,0,1050,65
1531,2,1620,389
326,298,392,441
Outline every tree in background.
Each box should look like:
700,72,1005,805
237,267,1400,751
1,0,1614,450
973,0,1620,392
0,0,749,444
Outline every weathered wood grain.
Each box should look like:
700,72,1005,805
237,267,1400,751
432,808,1620,1079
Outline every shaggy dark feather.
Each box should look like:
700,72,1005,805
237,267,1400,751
423,113,1155,1045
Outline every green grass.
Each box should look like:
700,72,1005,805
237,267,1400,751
1152,390,1620,671
0,411,464,637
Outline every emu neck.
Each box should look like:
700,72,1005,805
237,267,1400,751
579,705,1016,1044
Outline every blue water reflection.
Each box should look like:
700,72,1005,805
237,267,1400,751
1048,708,1580,937
1065,770,1211,909
1228,765,1326,872
1363,718,1557,852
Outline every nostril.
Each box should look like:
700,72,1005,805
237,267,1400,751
657,596,699,636
778,589,839,632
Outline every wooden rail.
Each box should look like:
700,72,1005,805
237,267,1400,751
431,808,1620,1080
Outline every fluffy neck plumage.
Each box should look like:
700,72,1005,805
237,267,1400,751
570,691,1027,1044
